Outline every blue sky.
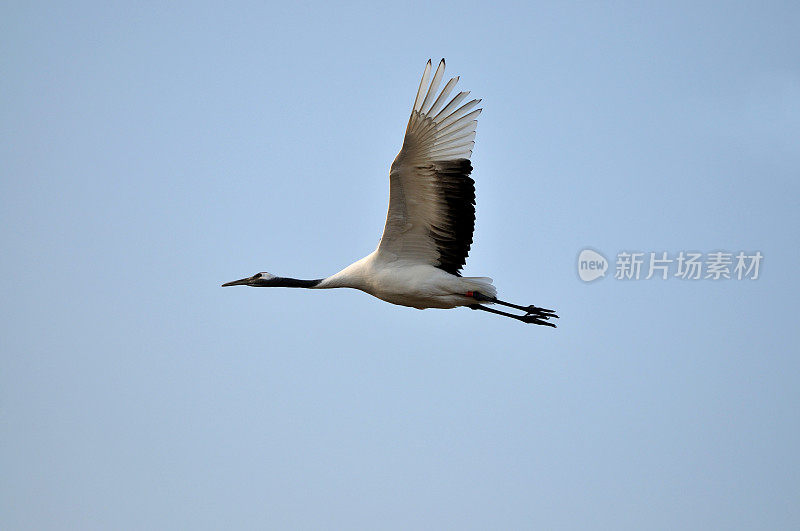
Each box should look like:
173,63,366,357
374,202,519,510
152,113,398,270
2,1,799,529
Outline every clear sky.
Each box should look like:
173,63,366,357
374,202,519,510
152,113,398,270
2,1,799,529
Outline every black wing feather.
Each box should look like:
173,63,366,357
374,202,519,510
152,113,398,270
428,159,475,276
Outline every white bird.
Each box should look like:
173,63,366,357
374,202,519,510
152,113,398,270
223,59,558,326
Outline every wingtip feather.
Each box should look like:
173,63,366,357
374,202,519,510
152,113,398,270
420,59,446,114
412,60,433,112
401,61,481,162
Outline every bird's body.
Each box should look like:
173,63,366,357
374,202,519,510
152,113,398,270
314,252,496,309
224,60,558,326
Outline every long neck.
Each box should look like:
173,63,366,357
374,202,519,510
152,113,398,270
312,256,371,290
261,277,324,288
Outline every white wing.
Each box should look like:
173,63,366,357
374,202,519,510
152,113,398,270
377,59,482,276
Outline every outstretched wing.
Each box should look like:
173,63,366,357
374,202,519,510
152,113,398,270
377,59,481,276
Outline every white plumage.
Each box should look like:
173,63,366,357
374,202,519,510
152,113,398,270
223,60,558,326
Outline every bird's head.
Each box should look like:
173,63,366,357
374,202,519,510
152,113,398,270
221,272,277,287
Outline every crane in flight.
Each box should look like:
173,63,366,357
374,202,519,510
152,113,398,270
223,59,558,327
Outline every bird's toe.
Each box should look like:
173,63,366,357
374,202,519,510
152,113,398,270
524,305,559,319
520,314,558,327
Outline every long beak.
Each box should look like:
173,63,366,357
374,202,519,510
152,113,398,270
222,277,251,287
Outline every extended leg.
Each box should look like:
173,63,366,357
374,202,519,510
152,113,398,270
472,292,559,322
469,304,557,327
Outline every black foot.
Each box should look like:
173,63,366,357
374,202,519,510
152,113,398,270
469,303,559,327
524,305,559,320
519,312,558,327
471,292,560,327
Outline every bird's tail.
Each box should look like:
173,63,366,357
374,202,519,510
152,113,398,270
461,277,496,299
